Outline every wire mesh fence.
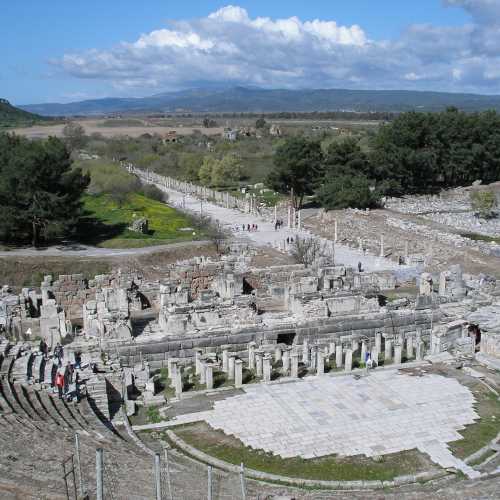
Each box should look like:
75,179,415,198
74,435,248,500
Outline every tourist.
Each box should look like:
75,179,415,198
55,343,64,366
67,361,74,384
63,365,70,394
247,224,250,231
74,351,82,369
255,224,258,231
242,224,245,231
286,237,290,245
358,262,363,273
39,338,48,358
55,370,64,399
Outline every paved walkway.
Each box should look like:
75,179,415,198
0,240,210,258
148,176,413,274
162,370,480,478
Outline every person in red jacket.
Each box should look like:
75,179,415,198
55,371,64,399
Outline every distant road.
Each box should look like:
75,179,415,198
0,240,211,258
12,119,223,139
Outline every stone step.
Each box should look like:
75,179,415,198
38,389,72,429
0,379,31,419
17,384,49,423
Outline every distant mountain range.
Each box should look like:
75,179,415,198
18,87,500,117
0,98,52,127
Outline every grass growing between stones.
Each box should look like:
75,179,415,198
448,383,500,459
78,193,206,248
468,448,497,467
171,422,432,482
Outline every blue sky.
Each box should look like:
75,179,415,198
2,1,499,104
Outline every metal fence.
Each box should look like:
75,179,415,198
67,434,248,500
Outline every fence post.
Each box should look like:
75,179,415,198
239,463,246,500
164,448,174,500
71,456,78,500
74,434,85,498
62,460,70,500
207,465,213,500
96,448,104,500
154,453,162,500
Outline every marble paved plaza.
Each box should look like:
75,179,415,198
177,370,480,477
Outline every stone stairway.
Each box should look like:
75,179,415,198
86,374,111,421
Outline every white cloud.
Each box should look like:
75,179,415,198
53,4,500,94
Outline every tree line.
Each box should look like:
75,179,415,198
268,108,500,210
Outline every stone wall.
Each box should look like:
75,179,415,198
117,306,438,369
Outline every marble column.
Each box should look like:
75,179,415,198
274,345,282,362
235,359,243,388
200,361,206,384
195,349,203,376
206,364,214,390
222,348,229,373
228,354,236,381
406,336,414,359
380,235,384,257
263,354,272,383
168,359,178,383
334,219,338,242
248,342,256,370
361,341,367,365
310,345,318,371
336,344,343,368
385,338,393,361
282,348,291,375
174,367,183,398
416,341,423,361
317,350,325,376
290,352,299,378
255,351,263,377
375,332,382,353
344,349,353,372
394,344,402,365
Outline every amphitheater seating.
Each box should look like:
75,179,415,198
0,343,156,499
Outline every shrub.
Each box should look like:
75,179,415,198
470,190,497,218
141,184,167,203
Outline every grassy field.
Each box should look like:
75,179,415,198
449,382,500,459
78,193,205,248
170,422,431,482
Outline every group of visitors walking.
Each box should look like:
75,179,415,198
274,219,284,230
242,223,258,232
39,338,81,400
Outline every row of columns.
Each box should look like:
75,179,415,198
125,164,249,212
287,207,302,230
168,332,426,399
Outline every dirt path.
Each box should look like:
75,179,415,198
0,240,211,258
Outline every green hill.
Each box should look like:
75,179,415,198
0,98,51,128
20,87,500,116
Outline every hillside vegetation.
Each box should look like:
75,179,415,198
20,87,500,116
76,159,206,248
0,98,51,128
